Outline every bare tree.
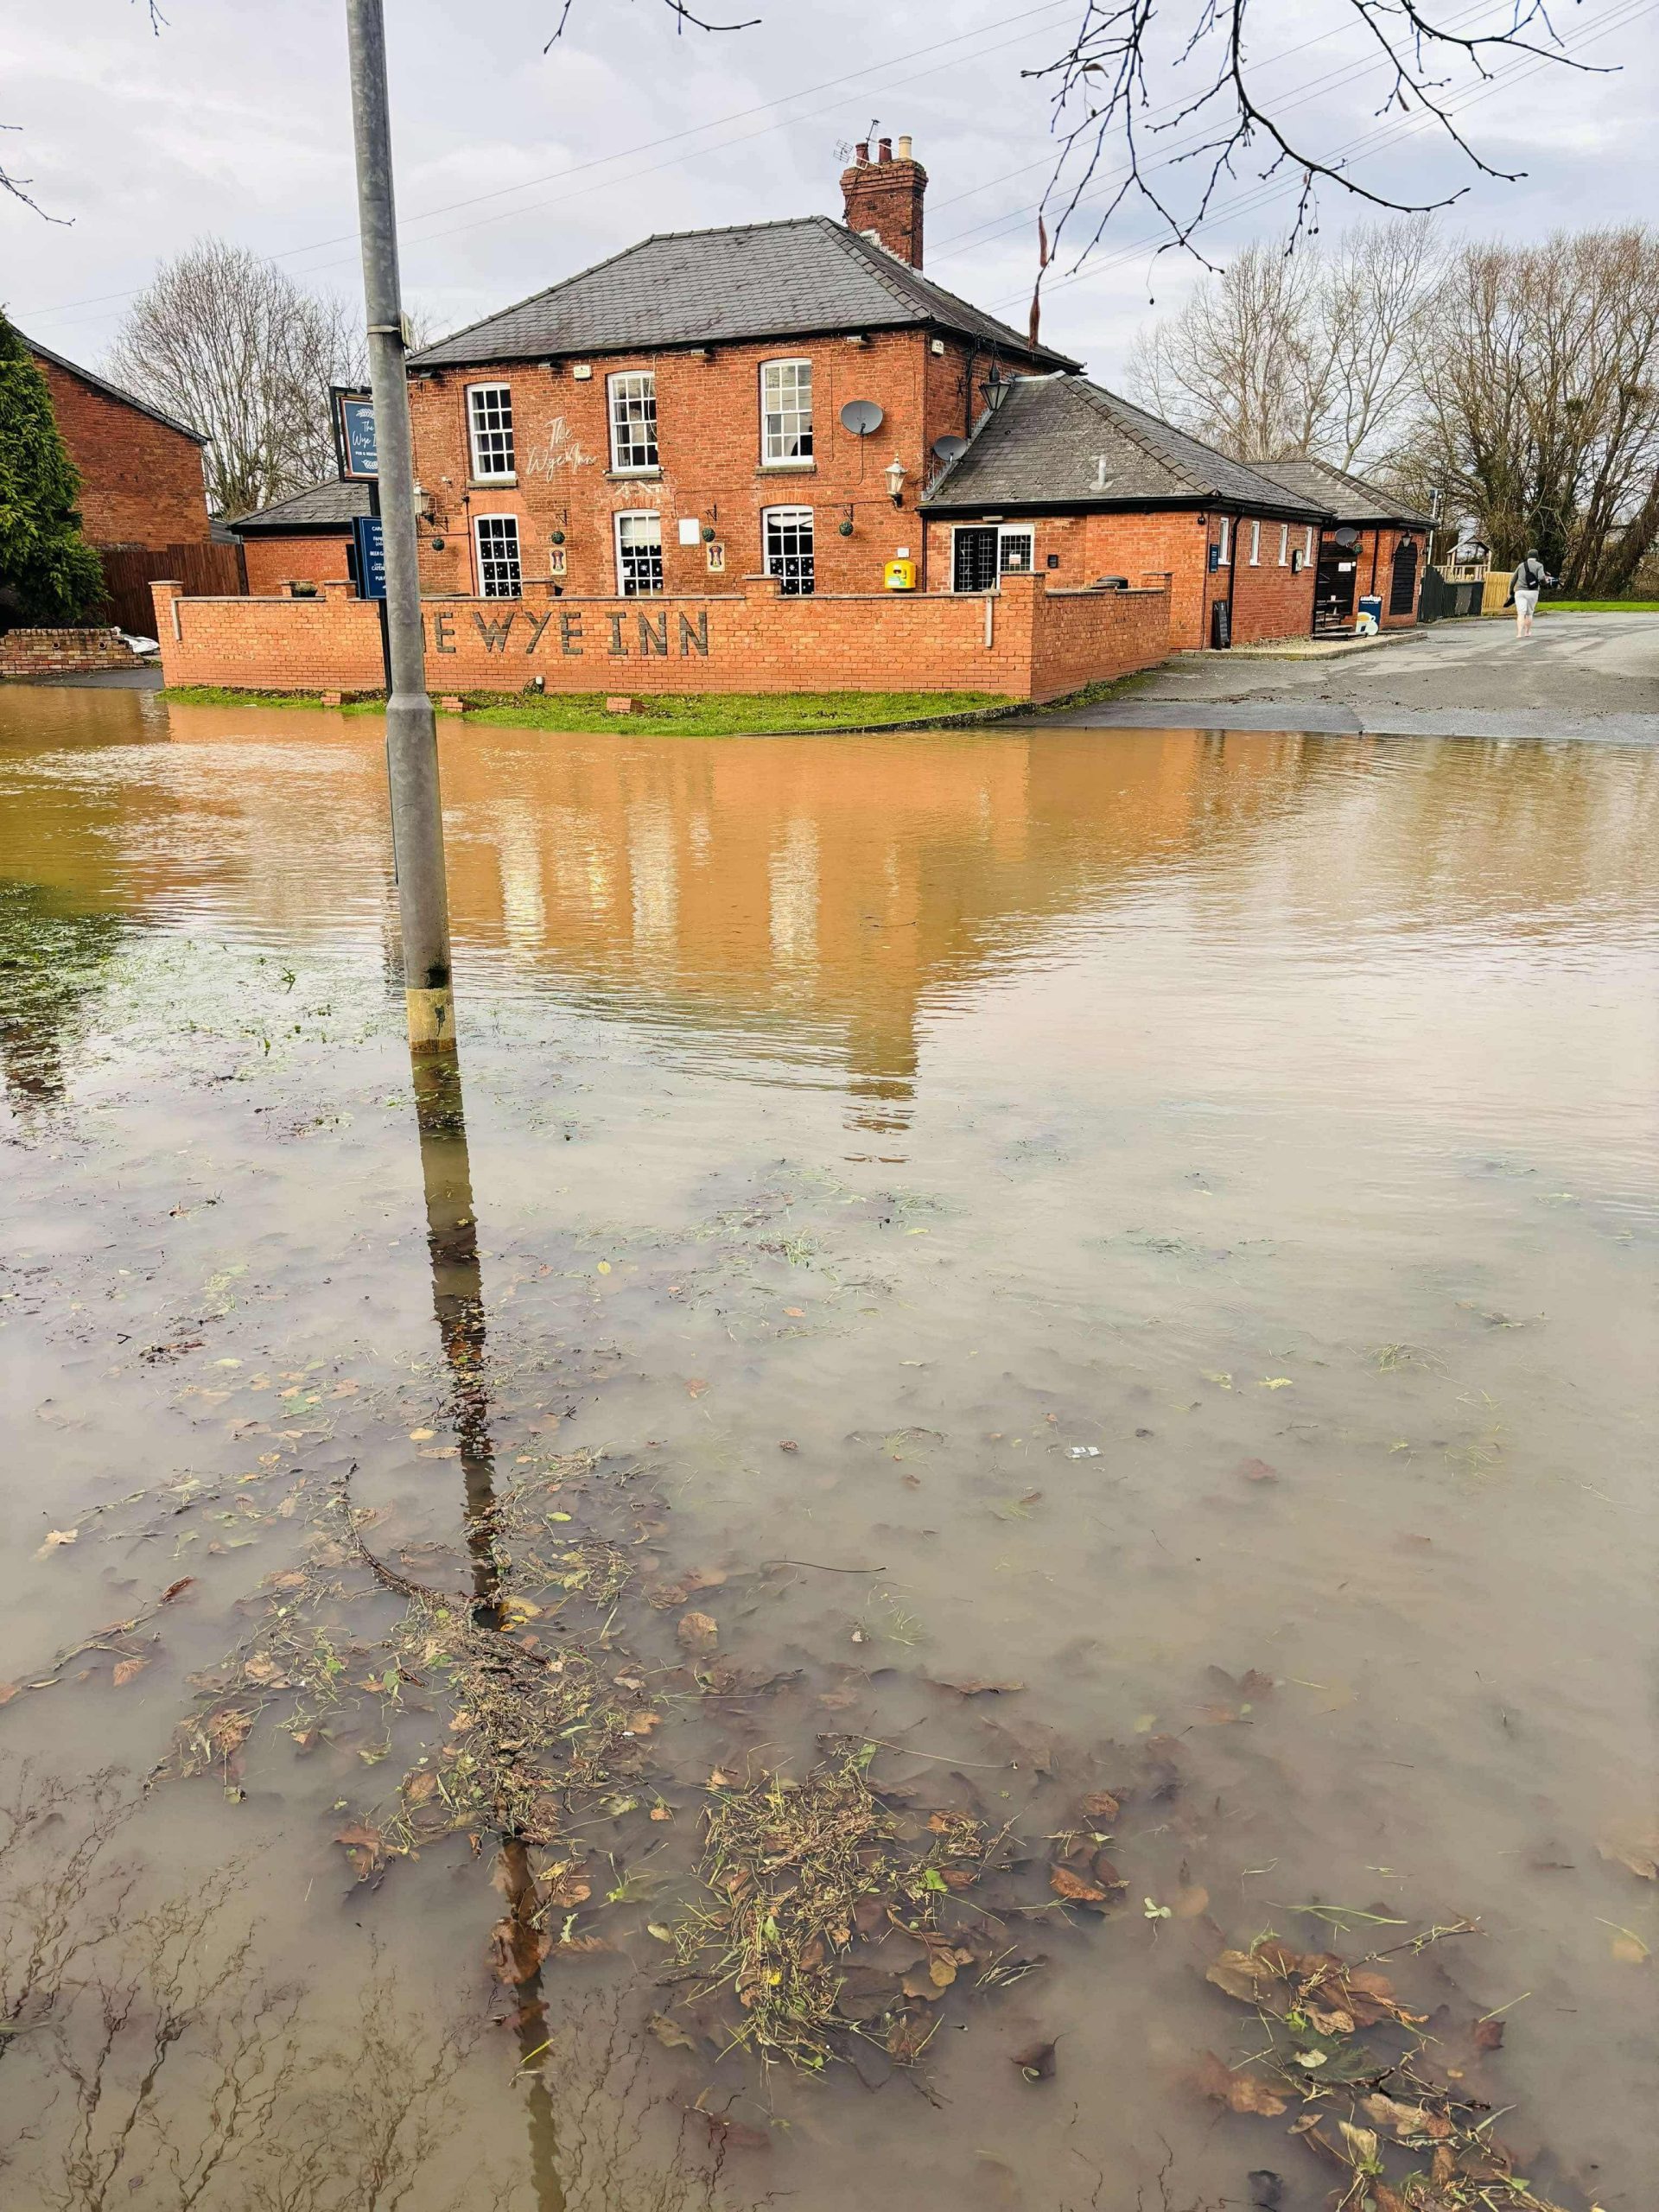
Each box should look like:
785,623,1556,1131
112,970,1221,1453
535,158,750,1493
1318,215,1443,467
106,240,363,518
1127,217,1440,468
1403,226,1659,587
1128,238,1325,458
1028,0,1607,286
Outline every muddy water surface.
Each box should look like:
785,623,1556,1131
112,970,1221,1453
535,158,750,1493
1,687,1655,2211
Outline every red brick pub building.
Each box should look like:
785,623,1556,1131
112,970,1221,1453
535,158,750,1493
177,142,1417,701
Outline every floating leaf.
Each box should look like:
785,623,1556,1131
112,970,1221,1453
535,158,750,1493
1599,1834,1659,1881
1051,1865,1110,1904
1196,2051,1288,2117
647,2012,696,2050
111,1656,147,1688
334,1821,384,1880
37,1529,77,1555
686,1377,709,1398
1472,2016,1505,2051
1235,1459,1278,1483
1011,2038,1057,2082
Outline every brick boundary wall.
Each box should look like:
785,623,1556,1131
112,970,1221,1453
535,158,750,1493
151,573,1170,702
0,626,145,678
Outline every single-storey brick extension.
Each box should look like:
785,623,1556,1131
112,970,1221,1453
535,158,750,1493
921,375,1326,649
1245,457,1433,632
232,480,372,596
194,139,1422,701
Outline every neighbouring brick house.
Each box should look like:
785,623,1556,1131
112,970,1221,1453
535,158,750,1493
20,334,249,634
231,480,372,595
402,136,1077,606
922,375,1325,648
24,337,211,550
1247,458,1434,630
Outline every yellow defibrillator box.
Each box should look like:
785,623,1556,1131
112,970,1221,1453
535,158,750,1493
884,556,918,591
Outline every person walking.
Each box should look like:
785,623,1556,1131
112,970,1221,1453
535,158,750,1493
1510,550,1551,638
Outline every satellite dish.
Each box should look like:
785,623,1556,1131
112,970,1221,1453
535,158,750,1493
932,434,969,462
840,398,884,436
1333,524,1360,548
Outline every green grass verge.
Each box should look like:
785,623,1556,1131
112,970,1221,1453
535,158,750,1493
1538,600,1659,614
164,684,1011,734
454,688,1007,734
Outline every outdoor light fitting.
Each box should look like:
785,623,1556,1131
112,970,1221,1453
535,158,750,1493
884,457,907,505
978,369,1017,413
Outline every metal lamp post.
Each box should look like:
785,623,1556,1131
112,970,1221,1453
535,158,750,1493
345,0,454,1053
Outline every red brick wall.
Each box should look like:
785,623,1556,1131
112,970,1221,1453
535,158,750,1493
152,572,1169,702
409,330,1053,607
242,534,353,595
1226,513,1319,643
922,507,1316,650
0,626,143,677
152,581,385,693
33,352,211,550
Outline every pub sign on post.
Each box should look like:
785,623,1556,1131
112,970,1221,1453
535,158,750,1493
352,514,388,601
332,388,379,480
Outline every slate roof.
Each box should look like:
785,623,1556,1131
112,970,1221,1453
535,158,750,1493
923,374,1330,516
24,336,208,444
1247,457,1434,529
409,216,1079,372
229,480,372,533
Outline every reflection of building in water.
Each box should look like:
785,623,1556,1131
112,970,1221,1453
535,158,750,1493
13,690,1648,1136
429,727,1302,1136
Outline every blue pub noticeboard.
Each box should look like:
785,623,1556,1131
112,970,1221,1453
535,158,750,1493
332,388,378,480
352,514,387,601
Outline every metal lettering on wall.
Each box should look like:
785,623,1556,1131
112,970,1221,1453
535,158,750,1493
424,609,711,658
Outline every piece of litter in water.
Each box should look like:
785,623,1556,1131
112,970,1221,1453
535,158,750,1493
1065,1445,1102,1459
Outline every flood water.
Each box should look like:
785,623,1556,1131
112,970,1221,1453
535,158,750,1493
1,685,1654,2212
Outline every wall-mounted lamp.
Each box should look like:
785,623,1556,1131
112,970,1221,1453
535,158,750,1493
884,457,907,505
978,369,1017,413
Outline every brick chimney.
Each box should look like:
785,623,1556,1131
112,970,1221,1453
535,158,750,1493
840,133,928,268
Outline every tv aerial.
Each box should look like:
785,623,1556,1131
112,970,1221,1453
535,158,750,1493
840,399,884,436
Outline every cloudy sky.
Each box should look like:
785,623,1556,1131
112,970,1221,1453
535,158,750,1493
4,0,1653,385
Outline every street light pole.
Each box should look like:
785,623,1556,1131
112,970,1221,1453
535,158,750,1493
345,0,454,1052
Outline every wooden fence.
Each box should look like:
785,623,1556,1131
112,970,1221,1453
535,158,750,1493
99,542,245,636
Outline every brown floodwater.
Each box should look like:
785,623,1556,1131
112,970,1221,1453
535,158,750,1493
1,686,1655,2212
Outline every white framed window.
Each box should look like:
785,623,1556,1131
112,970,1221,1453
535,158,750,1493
950,524,1035,592
467,384,515,480
607,370,658,473
763,506,815,595
1304,525,1315,563
474,513,522,597
1216,517,1230,566
1249,518,1261,565
614,510,663,595
760,358,813,465
1279,522,1289,565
